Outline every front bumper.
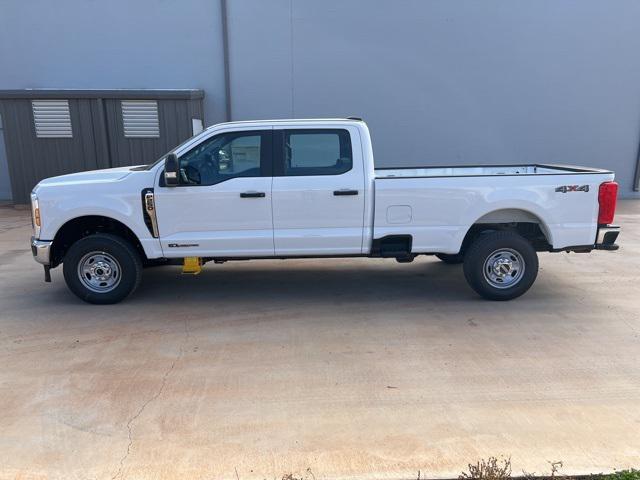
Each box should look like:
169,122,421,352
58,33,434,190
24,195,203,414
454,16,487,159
31,237,53,265
595,225,620,251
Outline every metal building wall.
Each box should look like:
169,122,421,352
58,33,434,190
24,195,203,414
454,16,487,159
0,0,226,127
225,0,640,197
1,0,640,196
0,97,108,203
0,115,13,201
0,90,204,203
103,96,204,168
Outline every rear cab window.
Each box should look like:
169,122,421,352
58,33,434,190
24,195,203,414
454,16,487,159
279,129,352,176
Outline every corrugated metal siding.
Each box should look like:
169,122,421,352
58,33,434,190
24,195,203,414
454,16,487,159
0,113,12,200
121,100,159,138
0,98,107,203
0,91,204,203
32,100,73,138
106,97,203,168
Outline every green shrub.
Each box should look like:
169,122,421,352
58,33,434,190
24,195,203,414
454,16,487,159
605,470,640,480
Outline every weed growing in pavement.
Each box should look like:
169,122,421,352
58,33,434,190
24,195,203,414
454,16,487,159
276,463,640,480
459,456,513,480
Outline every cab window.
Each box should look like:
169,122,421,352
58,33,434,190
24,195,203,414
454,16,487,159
177,130,270,186
283,129,352,176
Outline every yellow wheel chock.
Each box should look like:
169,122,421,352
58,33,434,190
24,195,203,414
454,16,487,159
182,257,202,275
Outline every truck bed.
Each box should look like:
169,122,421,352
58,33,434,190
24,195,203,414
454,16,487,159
372,163,615,255
375,164,612,179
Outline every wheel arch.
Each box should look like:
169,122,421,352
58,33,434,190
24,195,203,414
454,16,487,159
50,215,147,267
457,208,554,255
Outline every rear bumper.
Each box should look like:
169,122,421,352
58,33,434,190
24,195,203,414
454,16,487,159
595,225,620,251
31,237,53,265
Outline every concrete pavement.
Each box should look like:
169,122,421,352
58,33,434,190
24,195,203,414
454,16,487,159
0,202,639,480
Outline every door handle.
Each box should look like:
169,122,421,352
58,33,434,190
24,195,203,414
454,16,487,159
333,189,359,196
240,191,266,198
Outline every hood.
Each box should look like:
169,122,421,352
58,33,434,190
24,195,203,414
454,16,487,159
35,166,142,189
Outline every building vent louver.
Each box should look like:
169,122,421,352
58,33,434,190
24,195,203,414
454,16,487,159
122,100,160,138
32,100,73,138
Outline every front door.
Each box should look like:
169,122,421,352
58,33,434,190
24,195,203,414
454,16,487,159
272,126,365,255
154,129,274,258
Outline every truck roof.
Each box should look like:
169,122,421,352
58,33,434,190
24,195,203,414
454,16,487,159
205,117,364,130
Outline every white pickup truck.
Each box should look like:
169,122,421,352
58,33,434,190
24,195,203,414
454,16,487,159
30,118,620,304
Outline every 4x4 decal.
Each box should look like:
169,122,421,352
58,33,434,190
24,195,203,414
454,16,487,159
555,185,589,193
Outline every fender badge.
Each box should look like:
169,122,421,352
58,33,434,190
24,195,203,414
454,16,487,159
555,185,589,193
168,243,199,248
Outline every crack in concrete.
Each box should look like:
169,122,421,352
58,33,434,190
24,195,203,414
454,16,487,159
111,318,190,480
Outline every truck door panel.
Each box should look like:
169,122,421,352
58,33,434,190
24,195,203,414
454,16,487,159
154,129,274,257
271,127,365,255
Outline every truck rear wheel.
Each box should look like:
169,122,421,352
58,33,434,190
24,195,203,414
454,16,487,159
63,233,142,304
463,231,538,301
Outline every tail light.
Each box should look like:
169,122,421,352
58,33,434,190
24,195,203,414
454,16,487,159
598,181,618,225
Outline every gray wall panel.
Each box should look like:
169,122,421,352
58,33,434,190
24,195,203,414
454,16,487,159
227,0,640,197
104,98,197,168
0,114,13,201
1,0,639,196
0,99,104,202
0,93,202,202
227,0,294,119
0,0,225,125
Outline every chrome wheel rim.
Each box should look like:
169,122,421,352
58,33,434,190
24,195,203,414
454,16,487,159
77,251,121,293
483,248,525,289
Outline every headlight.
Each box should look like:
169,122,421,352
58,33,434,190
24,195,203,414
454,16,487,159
30,192,41,238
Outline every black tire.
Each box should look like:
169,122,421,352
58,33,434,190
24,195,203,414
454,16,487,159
63,233,143,304
435,253,464,264
463,231,538,301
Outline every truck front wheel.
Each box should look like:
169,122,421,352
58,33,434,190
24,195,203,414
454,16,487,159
62,234,142,304
463,231,538,301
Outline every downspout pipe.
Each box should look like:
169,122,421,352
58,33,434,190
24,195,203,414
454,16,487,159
634,140,640,192
220,0,232,122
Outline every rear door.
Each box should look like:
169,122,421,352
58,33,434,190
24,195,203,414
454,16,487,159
271,126,365,255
